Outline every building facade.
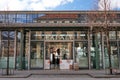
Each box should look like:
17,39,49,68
0,11,120,70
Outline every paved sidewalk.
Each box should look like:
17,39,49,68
0,69,120,78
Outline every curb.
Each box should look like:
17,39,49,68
0,74,31,78
0,71,120,78
89,74,120,78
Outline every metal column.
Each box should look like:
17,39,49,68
0,31,1,57
19,29,25,70
101,32,105,69
14,30,17,69
28,30,31,70
88,30,91,69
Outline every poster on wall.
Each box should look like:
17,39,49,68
60,60,73,69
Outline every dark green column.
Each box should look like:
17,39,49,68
19,29,25,70
92,33,100,69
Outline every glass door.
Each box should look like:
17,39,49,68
110,41,119,68
30,41,44,69
75,41,88,68
45,42,73,69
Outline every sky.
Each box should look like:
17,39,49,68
0,0,120,11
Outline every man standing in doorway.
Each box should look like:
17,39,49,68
50,47,55,69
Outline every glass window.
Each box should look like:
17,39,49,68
45,42,73,60
30,41,44,68
31,31,74,41
27,13,46,23
1,31,15,44
110,41,119,68
75,31,87,40
91,33,102,69
16,31,29,69
78,14,88,23
109,31,116,40
45,31,74,40
27,14,38,23
1,31,15,69
31,31,44,40
117,31,120,39
16,14,27,23
104,41,119,68
62,21,65,23
0,14,16,23
0,14,4,23
8,14,16,23
69,21,73,23
54,21,57,23
46,21,49,23
5,14,16,23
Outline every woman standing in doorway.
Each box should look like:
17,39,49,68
56,49,60,69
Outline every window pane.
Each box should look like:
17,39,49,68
75,31,87,40
109,31,116,40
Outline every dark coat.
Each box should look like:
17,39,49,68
51,54,55,64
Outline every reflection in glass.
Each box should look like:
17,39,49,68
30,41,44,68
45,42,73,60
75,31,87,40
117,31,120,39
109,31,116,40
104,41,119,69
75,42,88,68
110,42,119,68
31,31,74,40
16,14,27,23
45,31,74,40
31,31,44,40
0,31,15,69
